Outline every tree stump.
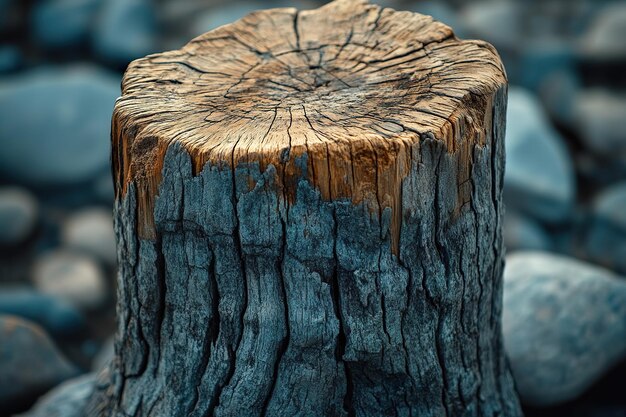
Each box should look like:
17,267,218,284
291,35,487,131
89,1,522,416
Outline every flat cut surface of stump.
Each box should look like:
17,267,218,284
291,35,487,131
113,0,506,249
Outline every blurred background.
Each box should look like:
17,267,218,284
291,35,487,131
1,0,625,416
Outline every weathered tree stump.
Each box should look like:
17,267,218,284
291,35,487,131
88,1,522,416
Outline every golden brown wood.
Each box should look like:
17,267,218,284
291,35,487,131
112,0,506,253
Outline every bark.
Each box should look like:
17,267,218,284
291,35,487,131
87,1,522,416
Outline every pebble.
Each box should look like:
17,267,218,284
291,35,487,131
0,67,119,187
504,87,576,224
16,373,95,417
0,315,79,412
460,1,522,49
0,187,38,246
93,0,158,66
61,207,116,266
0,44,22,73
0,287,86,337
32,250,108,311
31,0,102,50
503,212,553,252
503,252,626,407
573,89,626,159
580,2,626,60
537,68,581,127
585,182,626,274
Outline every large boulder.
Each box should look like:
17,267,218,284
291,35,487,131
0,67,119,187
0,315,80,413
503,252,626,406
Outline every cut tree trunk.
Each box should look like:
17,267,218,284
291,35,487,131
87,1,522,416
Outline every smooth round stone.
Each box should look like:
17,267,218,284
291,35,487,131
573,89,626,159
580,2,626,60
460,1,522,49
61,207,116,266
32,250,108,311
16,373,96,417
0,187,38,246
0,67,119,187
0,44,22,73
503,252,626,407
31,0,102,49
538,69,581,126
0,287,86,336
585,182,626,274
0,315,79,411
503,212,553,252
504,87,576,224
93,0,158,66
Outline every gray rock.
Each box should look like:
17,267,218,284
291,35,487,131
61,207,116,266
504,87,576,223
503,252,626,406
0,315,79,409
93,0,158,66
585,182,626,274
460,1,522,49
0,187,38,246
537,68,581,126
573,89,626,159
0,44,22,73
580,2,626,60
16,373,95,417
0,67,119,186
32,250,108,311
31,0,102,49
0,287,86,336
503,212,553,252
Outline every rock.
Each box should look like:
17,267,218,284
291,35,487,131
0,315,79,412
585,182,626,274
503,212,553,252
0,287,86,336
573,89,626,160
519,39,576,92
31,0,102,50
93,0,158,66
580,2,626,60
32,250,108,311
503,252,626,407
0,67,119,186
0,187,38,246
61,207,116,266
504,87,576,224
460,1,522,49
16,373,95,417
537,68,581,127
0,44,22,73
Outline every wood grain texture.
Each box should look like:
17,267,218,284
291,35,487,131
87,1,522,416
